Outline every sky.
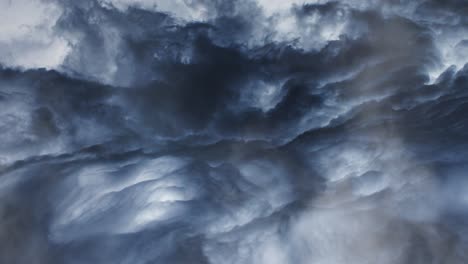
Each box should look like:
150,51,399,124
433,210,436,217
1,0,468,263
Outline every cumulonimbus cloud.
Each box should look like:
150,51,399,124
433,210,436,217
0,0,468,263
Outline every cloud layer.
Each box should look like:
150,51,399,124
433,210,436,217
1,0,468,263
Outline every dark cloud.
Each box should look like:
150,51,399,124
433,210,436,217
1,0,468,263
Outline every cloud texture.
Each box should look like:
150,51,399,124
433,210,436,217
1,0,468,263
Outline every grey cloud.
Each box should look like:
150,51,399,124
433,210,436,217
1,0,468,263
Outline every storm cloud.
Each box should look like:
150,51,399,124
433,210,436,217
1,0,468,263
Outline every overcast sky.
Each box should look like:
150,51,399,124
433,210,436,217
1,0,468,263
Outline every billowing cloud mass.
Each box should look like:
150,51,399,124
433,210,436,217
1,0,468,263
